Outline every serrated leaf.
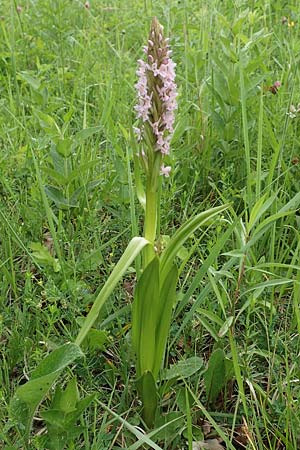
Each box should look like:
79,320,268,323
84,329,108,351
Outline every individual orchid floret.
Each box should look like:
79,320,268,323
160,164,171,177
286,103,300,119
134,17,177,169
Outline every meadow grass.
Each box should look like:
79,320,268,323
0,0,300,448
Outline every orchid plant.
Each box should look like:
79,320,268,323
130,18,228,426
10,18,228,441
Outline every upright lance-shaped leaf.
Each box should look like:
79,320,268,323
160,204,229,283
204,348,226,404
137,371,158,428
76,237,149,346
132,257,160,377
153,263,178,379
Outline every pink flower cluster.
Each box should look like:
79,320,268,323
134,18,177,174
134,59,152,123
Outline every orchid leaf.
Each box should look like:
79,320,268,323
137,371,157,428
76,237,150,346
160,205,228,283
132,257,160,376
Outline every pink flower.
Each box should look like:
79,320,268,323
134,17,177,163
160,165,171,177
134,59,152,122
16,5,22,13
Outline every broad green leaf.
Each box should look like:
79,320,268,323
65,160,99,184
137,371,157,428
59,378,79,413
65,393,95,425
75,237,149,346
10,343,83,438
132,257,160,376
56,138,73,157
41,384,95,428
160,356,204,381
176,245,189,260
160,205,228,283
44,186,78,208
204,348,226,404
77,249,103,271
41,166,68,185
75,126,102,142
232,11,248,36
154,412,184,441
34,110,60,136
29,242,61,272
153,264,178,378
197,308,224,327
176,388,195,414
29,242,55,265
18,71,41,90
225,358,234,381
197,317,219,341
40,409,65,428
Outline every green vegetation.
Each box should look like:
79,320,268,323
0,0,300,448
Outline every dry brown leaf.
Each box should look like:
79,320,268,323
201,419,211,436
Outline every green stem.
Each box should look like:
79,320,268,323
143,179,157,267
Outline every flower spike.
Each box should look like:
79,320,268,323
134,17,177,174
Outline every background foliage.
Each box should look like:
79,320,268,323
0,0,300,448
